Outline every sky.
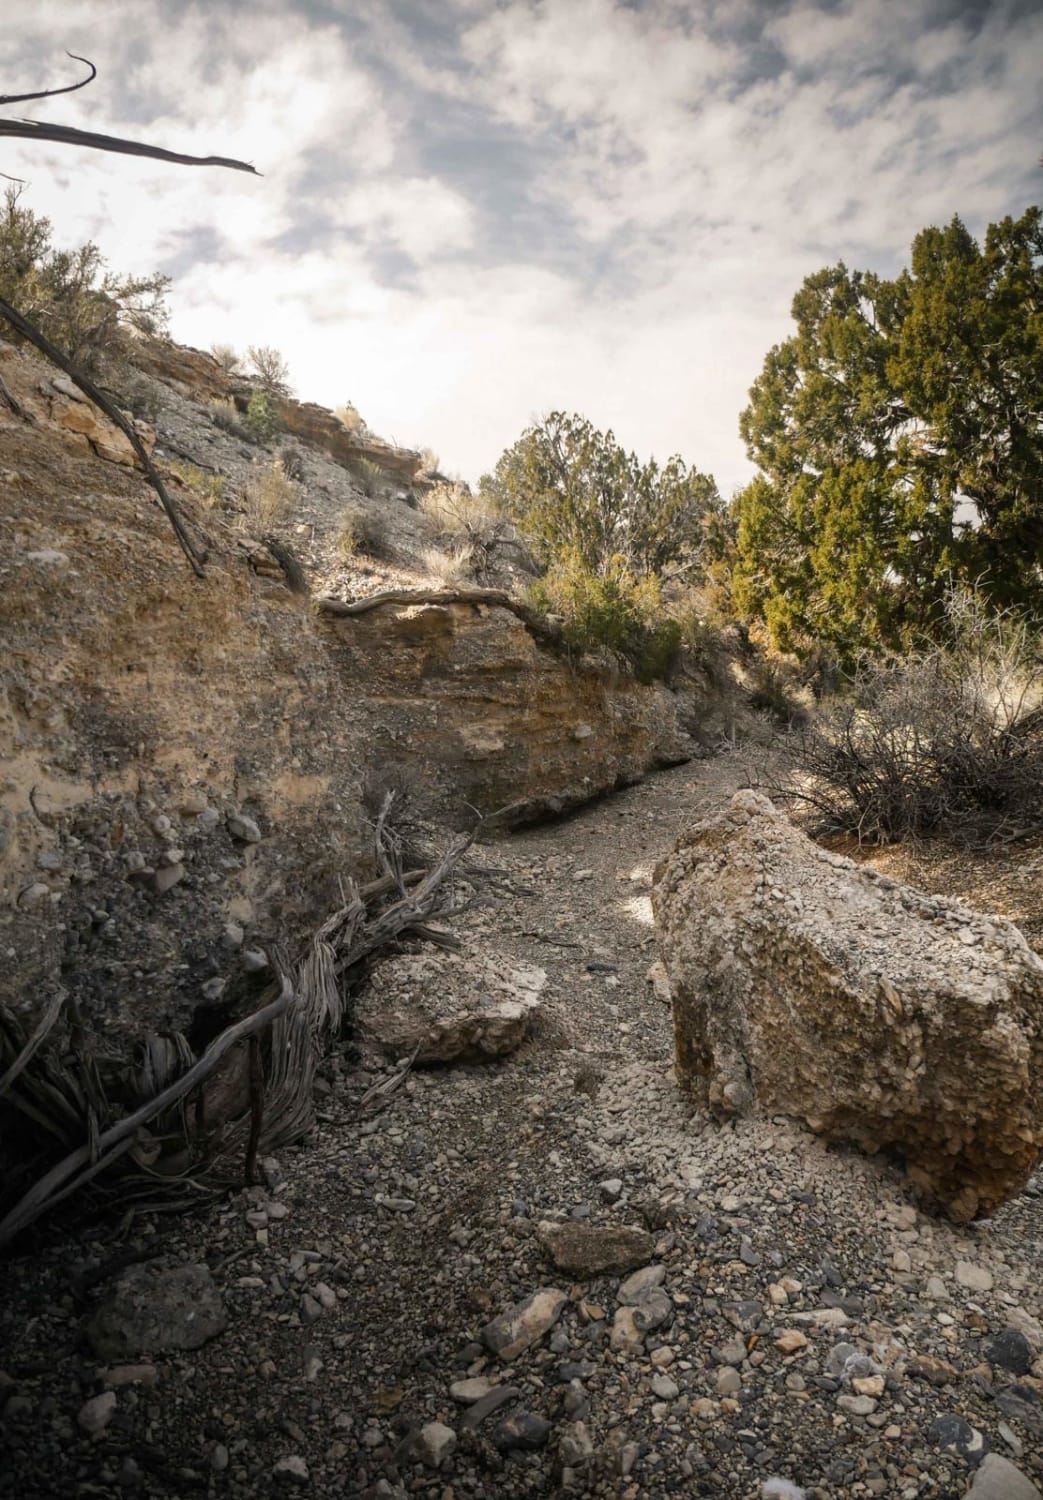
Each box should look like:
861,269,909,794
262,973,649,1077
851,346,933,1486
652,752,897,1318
2,0,1041,493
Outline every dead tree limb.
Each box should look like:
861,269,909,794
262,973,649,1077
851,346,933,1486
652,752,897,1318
0,119,258,174
0,976,293,1248
318,589,563,647
0,52,97,106
0,295,207,575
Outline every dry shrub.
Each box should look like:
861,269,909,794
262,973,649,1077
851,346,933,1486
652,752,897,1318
420,481,518,582
350,457,386,498
336,504,387,560
779,590,1043,844
335,403,365,435
209,396,250,441
418,446,440,477
242,462,297,530
210,342,241,373
421,544,473,587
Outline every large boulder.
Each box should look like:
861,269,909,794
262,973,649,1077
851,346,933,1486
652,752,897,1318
652,791,1043,1220
355,945,546,1064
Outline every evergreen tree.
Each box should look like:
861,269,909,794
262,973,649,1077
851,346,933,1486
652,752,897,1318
733,207,1043,658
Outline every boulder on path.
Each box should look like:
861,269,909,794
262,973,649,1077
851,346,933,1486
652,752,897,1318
85,1261,226,1360
535,1221,654,1276
652,791,1043,1221
355,944,546,1064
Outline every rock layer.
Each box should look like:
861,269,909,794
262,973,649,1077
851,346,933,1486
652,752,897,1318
652,790,1043,1220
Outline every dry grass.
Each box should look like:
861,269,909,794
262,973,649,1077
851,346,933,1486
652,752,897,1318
335,403,365,436
350,457,386,498
421,544,473,586
242,462,297,530
336,504,387,561
418,447,440,478
166,460,225,509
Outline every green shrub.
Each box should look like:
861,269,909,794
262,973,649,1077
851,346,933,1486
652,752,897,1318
244,389,279,444
529,550,681,682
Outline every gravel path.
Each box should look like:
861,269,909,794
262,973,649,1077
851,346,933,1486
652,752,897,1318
3,754,1043,1499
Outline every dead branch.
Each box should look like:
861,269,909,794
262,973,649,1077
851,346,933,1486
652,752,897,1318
0,976,293,1248
317,588,563,647
0,52,97,107
0,990,65,1099
0,120,258,174
0,295,207,575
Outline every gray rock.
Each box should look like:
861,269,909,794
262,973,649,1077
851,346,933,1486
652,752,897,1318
651,1373,680,1400
483,1288,567,1361
986,1328,1032,1374
956,1260,994,1292
416,1421,456,1468
618,1263,665,1303
77,1391,117,1435
85,1262,226,1359
227,812,263,842
460,1385,520,1430
966,1454,1042,1499
536,1221,653,1276
492,1412,552,1451
449,1377,498,1404
273,1455,309,1483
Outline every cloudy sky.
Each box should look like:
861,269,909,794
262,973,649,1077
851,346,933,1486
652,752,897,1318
2,0,1041,491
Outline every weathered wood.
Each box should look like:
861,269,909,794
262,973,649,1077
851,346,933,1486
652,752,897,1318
317,588,563,646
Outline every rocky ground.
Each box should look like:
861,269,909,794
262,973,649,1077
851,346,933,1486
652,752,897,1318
3,753,1043,1499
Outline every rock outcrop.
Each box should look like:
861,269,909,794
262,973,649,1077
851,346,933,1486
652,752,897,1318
355,946,546,1063
652,790,1043,1220
1,338,692,1045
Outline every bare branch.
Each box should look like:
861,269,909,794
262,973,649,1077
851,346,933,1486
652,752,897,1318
0,52,97,107
0,117,259,174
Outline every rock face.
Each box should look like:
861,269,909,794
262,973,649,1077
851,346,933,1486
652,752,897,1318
355,947,546,1064
652,790,1043,1220
0,339,691,1047
85,1262,226,1359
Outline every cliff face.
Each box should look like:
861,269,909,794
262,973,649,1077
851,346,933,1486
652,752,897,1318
0,339,691,1041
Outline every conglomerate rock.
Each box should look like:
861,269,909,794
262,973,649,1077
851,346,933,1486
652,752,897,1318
652,790,1043,1220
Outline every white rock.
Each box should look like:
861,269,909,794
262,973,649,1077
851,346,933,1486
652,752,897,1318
955,1260,994,1292
416,1421,457,1468
77,1391,116,1436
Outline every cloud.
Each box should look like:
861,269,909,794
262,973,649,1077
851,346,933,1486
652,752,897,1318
1,0,1041,493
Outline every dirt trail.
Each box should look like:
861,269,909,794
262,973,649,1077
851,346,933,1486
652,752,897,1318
3,753,1043,1500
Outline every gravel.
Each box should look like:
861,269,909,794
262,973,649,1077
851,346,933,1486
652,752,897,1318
2,756,1042,1498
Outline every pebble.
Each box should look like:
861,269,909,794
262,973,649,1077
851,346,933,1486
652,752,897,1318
492,1411,552,1451
416,1421,457,1468
955,1260,994,1292
273,1455,309,1483
77,1391,117,1436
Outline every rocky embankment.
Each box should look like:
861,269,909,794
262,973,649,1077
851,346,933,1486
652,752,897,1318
0,336,693,1047
2,758,1042,1499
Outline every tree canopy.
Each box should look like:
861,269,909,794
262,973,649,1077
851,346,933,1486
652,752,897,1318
732,206,1043,658
481,411,721,581
0,185,169,373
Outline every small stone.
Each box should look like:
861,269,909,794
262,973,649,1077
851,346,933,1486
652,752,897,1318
201,977,226,1001
852,1375,885,1397
212,1444,229,1472
618,1264,665,1303
152,862,185,894
460,1386,520,1430
449,1377,497,1404
227,813,263,843
416,1421,457,1468
892,1249,912,1273
492,1412,552,1451
925,1275,948,1300
987,1328,1033,1375
651,1373,679,1400
907,1354,958,1386
18,882,51,908
966,1454,1042,1499
775,1330,808,1355
273,1455,309,1483
955,1261,994,1293
483,1288,567,1361
599,1178,624,1202
717,1367,741,1396
837,1394,876,1417
242,948,269,971
78,1391,117,1436
927,1411,987,1463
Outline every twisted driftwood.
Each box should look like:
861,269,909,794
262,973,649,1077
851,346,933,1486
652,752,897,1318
0,805,475,1248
